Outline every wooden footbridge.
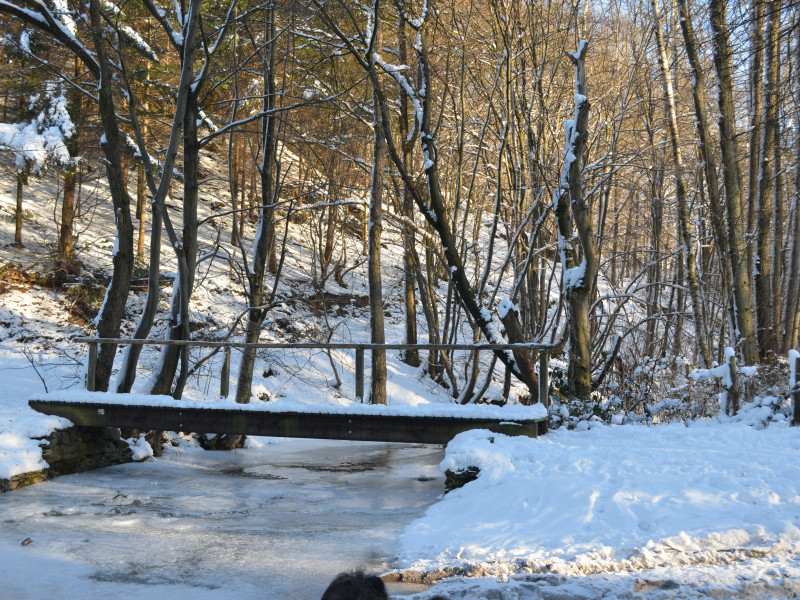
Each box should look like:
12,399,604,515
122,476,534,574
29,339,551,444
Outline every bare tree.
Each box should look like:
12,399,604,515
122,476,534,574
366,5,387,405
234,1,280,404
650,0,711,367
709,0,759,365
552,41,596,400
753,0,782,359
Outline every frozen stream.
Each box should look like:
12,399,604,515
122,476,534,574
0,438,444,599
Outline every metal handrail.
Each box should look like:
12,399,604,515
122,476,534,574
73,337,557,350
75,337,552,405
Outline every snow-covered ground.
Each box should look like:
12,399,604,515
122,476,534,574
2,169,800,599
397,423,800,598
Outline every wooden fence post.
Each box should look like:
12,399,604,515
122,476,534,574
220,346,231,399
86,341,97,392
539,350,549,407
792,351,800,426
726,350,739,416
355,347,365,402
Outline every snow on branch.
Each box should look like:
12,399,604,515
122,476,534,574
0,83,74,173
395,0,428,30
374,55,422,140
0,121,67,172
119,24,159,61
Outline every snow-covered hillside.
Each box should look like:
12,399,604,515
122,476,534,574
2,161,800,599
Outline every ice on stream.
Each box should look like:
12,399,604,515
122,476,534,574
0,439,444,599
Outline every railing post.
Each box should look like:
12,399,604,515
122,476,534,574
355,347,365,402
86,341,97,392
791,351,800,426
726,349,740,416
539,350,549,407
220,346,231,399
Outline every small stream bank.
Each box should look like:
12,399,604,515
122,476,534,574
1,426,134,492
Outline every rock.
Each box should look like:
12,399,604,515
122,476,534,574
1,426,135,493
41,427,132,477
444,466,480,492
201,434,246,451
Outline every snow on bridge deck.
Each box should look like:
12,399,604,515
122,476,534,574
28,392,548,444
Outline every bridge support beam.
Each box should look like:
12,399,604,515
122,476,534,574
29,399,548,445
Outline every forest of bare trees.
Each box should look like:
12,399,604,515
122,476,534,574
1,0,799,416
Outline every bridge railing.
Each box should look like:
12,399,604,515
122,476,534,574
74,337,555,405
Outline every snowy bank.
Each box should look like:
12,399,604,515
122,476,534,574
0,401,72,480
398,422,800,581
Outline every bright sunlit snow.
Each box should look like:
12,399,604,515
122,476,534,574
401,424,800,575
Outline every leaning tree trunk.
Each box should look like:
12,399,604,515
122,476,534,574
315,0,538,398
148,110,200,398
497,302,540,405
651,0,712,367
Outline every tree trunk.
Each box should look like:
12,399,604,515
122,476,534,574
14,172,25,248
651,0,712,367
709,0,759,365
235,3,278,404
136,162,146,262
230,130,240,246
148,94,200,398
746,0,765,276
59,55,82,265
117,178,163,394
553,41,596,400
772,102,784,339
115,6,199,394
88,0,134,392
59,167,76,260
498,302,540,404
754,0,781,359
367,19,387,405
397,13,419,368
144,0,203,397
781,23,800,352
645,154,663,359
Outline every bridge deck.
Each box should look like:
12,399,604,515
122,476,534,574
28,398,548,445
